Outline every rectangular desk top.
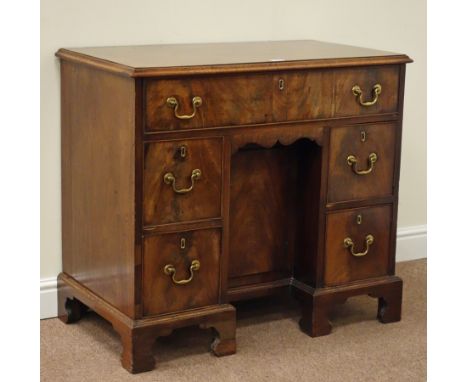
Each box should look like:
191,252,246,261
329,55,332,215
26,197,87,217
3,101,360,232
56,40,412,78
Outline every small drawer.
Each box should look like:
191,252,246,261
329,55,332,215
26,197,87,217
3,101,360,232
143,138,222,226
144,74,275,131
327,123,396,203
334,65,400,117
324,205,392,286
142,229,220,316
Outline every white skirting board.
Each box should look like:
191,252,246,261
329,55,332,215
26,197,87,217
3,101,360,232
394,225,427,262
40,224,427,320
40,277,60,320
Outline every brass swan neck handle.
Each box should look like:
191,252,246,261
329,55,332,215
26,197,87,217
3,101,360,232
166,96,202,120
163,169,202,194
352,84,382,107
343,234,374,257
347,153,377,175
164,260,201,285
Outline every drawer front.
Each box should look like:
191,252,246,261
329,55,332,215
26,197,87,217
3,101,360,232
327,123,396,203
145,74,274,131
324,205,392,286
334,65,400,117
145,67,399,132
142,229,220,316
144,71,335,131
143,138,222,226
273,70,334,121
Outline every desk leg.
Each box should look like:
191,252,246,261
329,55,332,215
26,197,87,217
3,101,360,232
118,326,159,374
296,276,403,338
200,309,237,356
57,273,237,374
372,279,403,323
57,277,88,324
298,292,334,337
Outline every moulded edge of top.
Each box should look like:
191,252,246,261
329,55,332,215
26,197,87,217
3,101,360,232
55,47,413,79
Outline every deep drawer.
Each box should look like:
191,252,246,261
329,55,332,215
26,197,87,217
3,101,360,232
142,229,220,316
324,205,393,286
327,122,397,203
143,138,222,226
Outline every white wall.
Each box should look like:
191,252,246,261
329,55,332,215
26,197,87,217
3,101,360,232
41,0,426,282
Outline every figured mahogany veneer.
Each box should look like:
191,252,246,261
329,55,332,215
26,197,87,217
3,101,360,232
229,144,299,279
334,65,400,117
56,40,411,373
142,229,221,315
324,205,393,286
327,122,397,203
145,74,276,131
144,66,399,132
143,138,222,226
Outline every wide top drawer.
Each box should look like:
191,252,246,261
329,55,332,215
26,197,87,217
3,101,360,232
144,66,400,132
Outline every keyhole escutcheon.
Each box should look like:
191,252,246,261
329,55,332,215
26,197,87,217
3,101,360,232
279,78,285,91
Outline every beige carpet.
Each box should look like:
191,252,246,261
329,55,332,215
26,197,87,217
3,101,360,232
41,259,426,381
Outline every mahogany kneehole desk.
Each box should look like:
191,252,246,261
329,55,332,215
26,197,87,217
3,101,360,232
56,40,412,373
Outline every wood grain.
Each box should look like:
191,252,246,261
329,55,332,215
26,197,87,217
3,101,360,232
55,40,411,78
228,139,319,287
327,122,397,203
230,123,325,153
57,273,236,373
143,138,222,226
293,140,324,287
144,67,400,131
57,41,411,371
145,74,274,131
334,65,400,117
228,144,298,280
142,229,221,316
324,205,393,286
60,61,136,318
294,275,403,337
145,70,337,131
273,69,334,121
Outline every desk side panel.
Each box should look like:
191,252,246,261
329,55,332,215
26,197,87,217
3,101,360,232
60,61,136,318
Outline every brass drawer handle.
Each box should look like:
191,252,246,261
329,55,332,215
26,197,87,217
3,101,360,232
352,84,382,107
347,153,377,175
343,234,374,257
166,96,202,120
164,260,201,285
163,169,202,194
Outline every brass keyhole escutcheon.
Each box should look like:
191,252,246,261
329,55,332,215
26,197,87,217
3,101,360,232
179,145,187,159
356,214,362,225
279,78,285,91
360,131,366,142
180,237,186,250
